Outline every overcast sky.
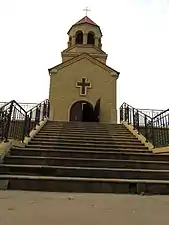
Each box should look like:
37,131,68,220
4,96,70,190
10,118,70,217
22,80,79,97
0,0,169,110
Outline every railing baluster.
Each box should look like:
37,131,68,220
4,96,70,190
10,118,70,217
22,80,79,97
144,115,148,141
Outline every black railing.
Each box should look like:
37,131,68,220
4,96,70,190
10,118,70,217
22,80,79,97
0,102,37,111
24,99,50,137
120,103,169,148
0,99,49,142
138,109,164,118
152,109,169,147
0,100,27,142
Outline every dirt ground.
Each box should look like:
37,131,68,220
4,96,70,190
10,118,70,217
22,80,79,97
0,191,169,225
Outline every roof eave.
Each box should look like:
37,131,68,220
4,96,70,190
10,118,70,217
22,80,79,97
67,23,102,36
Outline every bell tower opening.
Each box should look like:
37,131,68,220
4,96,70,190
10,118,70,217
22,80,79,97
68,36,72,47
98,38,102,49
75,31,83,44
87,32,95,45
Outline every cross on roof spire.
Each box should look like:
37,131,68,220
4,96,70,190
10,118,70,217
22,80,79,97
83,7,91,16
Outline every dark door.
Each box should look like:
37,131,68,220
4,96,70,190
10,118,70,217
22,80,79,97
69,101,82,121
82,103,94,122
94,98,100,122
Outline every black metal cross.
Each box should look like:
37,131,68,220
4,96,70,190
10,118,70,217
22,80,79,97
76,77,91,96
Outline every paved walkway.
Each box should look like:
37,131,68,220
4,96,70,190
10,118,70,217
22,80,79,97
0,191,169,225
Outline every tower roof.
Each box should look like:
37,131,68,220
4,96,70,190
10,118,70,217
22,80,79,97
75,16,98,26
67,16,102,36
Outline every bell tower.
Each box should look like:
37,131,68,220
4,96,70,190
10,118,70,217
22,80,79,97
61,16,108,64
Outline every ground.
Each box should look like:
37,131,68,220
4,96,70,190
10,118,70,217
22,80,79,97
0,191,169,225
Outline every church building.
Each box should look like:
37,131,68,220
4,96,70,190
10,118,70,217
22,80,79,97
48,16,120,123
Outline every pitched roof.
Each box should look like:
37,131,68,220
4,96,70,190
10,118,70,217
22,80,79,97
67,16,102,36
75,16,97,26
48,53,120,78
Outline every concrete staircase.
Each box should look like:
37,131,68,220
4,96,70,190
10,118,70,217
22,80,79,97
1,121,169,194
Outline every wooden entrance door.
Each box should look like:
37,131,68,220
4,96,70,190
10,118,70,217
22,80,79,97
94,98,100,122
69,101,82,121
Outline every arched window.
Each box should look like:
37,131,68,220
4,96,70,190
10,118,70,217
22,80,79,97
75,31,83,44
69,36,72,42
98,38,102,48
87,32,95,45
68,36,72,47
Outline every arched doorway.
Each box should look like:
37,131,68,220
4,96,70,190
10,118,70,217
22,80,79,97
69,100,95,122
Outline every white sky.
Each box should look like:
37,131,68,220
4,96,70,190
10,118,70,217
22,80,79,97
0,0,169,110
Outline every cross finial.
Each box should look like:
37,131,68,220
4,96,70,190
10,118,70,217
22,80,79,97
83,7,91,16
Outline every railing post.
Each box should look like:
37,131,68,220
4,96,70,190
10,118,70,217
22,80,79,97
120,106,123,122
0,110,4,141
133,108,135,129
42,102,47,121
27,110,32,135
22,112,28,142
35,105,41,126
167,115,169,145
47,100,50,118
144,115,148,141
136,110,140,134
4,101,13,142
128,107,131,124
151,118,155,147
125,106,129,123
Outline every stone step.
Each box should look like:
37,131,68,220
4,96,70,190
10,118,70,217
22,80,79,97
44,127,126,132
26,143,148,151
38,132,135,139
45,125,109,128
5,155,169,170
29,139,145,148
46,122,123,127
41,125,128,131
41,127,110,132
11,147,151,157
43,126,126,130
39,131,131,136
33,137,142,144
36,134,137,140
1,164,169,180
2,174,169,194
47,121,123,126
10,147,153,157
40,129,130,134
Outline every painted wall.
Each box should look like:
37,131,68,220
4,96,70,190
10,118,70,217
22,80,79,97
49,56,118,123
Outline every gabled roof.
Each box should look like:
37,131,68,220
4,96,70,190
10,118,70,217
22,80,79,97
75,16,97,26
48,53,120,78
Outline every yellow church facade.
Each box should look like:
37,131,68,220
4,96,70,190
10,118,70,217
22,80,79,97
48,16,119,123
